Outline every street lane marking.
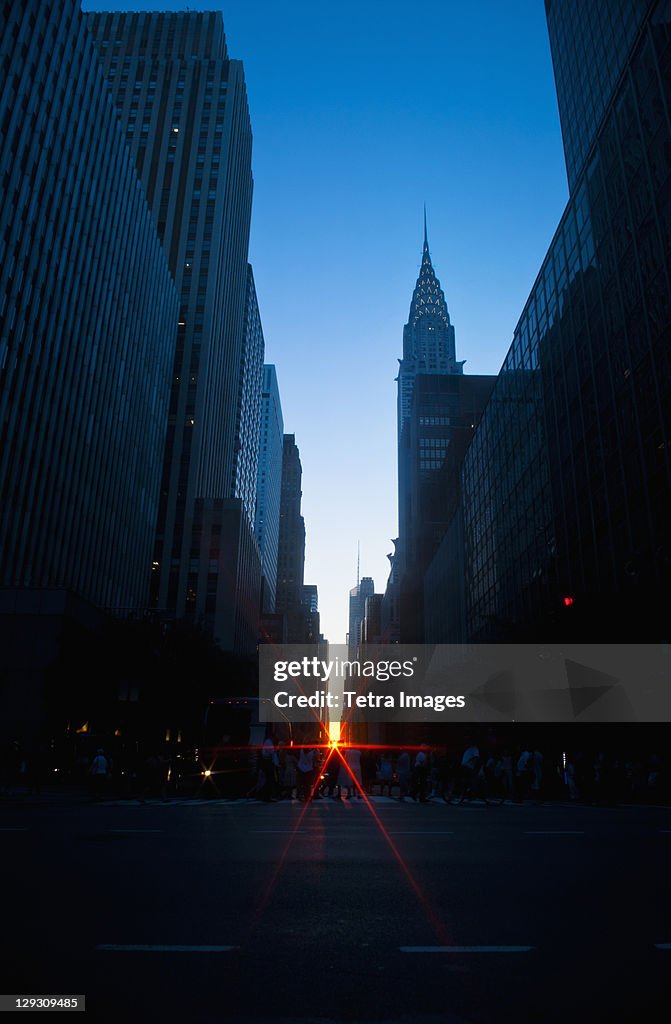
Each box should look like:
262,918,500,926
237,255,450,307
250,829,306,834
105,829,164,833
525,831,584,835
96,944,238,952
400,946,534,953
389,831,455,835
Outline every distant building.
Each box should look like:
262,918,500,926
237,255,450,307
360,593,383,648
276,435,307,643
302,585,320,644
187,498,261,654
401,373,494,641
394,222,493,641
88,11,260,650
380,542,401,644
235,266,264,531
397,214,463,441
348,576,375,659
255,366,284,614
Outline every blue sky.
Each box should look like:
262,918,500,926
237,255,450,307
83,1,569,644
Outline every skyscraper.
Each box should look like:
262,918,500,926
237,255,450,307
275,434,307,643
0,0,177,612
0,0,178,737
348,575,375,659
235,265,264,532
397,223,465,566
87,11,258,646
302,584,320,645
545,0,652,192
255,365,284,614
456,0,671,642
394,223,493,640
397,215,464,440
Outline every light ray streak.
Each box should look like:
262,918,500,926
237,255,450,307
329,745,453,946
244,742,339,943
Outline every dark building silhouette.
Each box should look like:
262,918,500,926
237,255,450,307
275,434,307,643
546,0,652,192
0,0,178,738
302,584,320,645
393,223,494,641
459,0,671,642
380,542,401,644
0,1,177,611
400,373,495,641
348,575,375,658
255,365,284,615
87,11,261,652
360,593,383,648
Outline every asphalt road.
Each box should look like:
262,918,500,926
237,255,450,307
1,794,670,1023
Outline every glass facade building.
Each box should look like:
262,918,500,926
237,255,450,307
0,0,177,612
459,0,671,642
546,0,652,191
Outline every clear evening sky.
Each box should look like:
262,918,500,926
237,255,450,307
83,1,569,644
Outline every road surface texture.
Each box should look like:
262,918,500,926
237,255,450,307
1,793,670,1023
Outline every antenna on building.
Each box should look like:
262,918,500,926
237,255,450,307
356,541,360,587
423,202,428,247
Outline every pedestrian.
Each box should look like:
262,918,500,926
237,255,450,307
461,740,481,783
297,744,316,801
259,732,278,801
378,751,393,797
515,748,532,801
336,749,351,799
345,747,363,798
411,746,429,802
396,750,411,800
89,748,110,800
361,748,377,794
281,745,298,800
500,749,514,798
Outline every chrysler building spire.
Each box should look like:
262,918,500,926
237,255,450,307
397,214,464,437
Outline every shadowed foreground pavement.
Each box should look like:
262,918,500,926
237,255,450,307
1,795,670,1023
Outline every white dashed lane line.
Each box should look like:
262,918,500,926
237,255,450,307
400,946,534,953
96,945,238,952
